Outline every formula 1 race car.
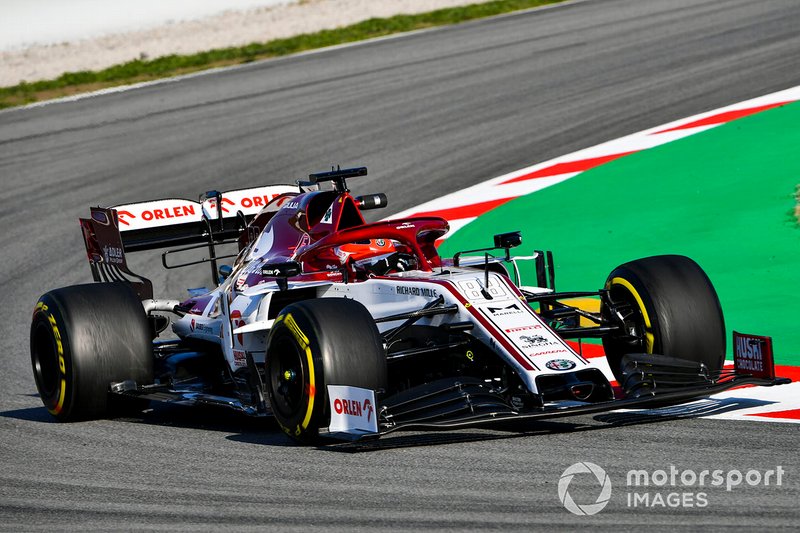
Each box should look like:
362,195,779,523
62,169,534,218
30,167,790,443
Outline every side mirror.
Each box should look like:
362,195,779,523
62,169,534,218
262,261,302,291
494,231,522,249
261,261,302,278
218,264,233,283
453,230,524,267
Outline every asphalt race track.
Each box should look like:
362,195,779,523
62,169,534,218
1,0,799,529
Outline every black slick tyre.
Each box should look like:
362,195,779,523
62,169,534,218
266,298,387,443
30,282,153,421
601,255,725,381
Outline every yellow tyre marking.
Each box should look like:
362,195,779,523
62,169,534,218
50,380,66,416
610,277,655,353
44,311,68,415
285,313,309,346
284,313,315,432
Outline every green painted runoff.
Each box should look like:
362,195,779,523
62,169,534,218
440,101,800,365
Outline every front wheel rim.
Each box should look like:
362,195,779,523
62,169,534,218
605,283,650,354
268,334,307,420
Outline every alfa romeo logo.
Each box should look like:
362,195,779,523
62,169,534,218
558,462,612,515
546,359,576,371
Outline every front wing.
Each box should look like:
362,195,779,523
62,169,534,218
323,353,791,440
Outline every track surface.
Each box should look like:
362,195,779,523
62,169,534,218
1,0,799,529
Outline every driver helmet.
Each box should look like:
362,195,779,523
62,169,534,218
334,238,395,263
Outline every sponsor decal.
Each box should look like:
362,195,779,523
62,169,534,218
733,332,775,379
232,350,247,367
327,385,379,434
238,194,280,209
505,325,543,333
376,239,386,247
205,197,236,214
520,335,550,345
282,200,301,210
395,222,415,230
335,248,352,263
528,349,570,357
102,245,124,265
141,205,197,221
487,303,523,316
515,334,563,351
527,348,570,358
319,203,334,225
332,397,373,421
231,310,245,345
395,285,439,298
116,210,135,226
207,193,285,213
546,359,576,371
197,323,216,335
190,318,216,336
115,201,202,230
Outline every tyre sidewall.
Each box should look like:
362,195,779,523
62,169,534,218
31,294,78,419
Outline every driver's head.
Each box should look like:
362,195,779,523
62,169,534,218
334,238,395,263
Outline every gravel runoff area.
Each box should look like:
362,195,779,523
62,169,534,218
1,0,487,86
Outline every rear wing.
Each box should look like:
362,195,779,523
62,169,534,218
79,184,296,298
112,184,296,251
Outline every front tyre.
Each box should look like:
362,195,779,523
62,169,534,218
30,283,153,421
266,298,387,443
601,255,725,381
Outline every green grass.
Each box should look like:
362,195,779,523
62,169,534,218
0,0,565,109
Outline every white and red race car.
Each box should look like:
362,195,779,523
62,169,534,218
30,167,789,443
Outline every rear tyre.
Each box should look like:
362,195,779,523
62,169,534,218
30,283,153,421
601,255,725,381
266,298,387,443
